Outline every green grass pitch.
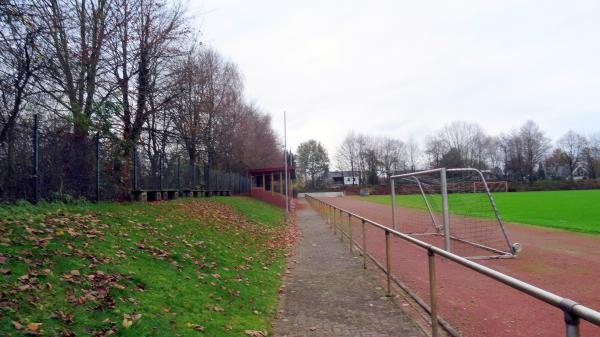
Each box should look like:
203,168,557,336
359,190,600,234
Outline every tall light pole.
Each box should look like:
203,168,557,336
284,111,289,223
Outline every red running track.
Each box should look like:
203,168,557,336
315,196,600,337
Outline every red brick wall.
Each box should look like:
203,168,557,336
249,188,289,208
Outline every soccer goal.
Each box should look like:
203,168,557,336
473,180,508,193
390,168,519,259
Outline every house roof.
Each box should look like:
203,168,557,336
328,171,360,178
248,166,296,174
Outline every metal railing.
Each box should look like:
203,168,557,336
305,194,600,337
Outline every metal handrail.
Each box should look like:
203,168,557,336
305,194,600,337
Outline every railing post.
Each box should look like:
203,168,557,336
385,230,391,295
349,214,353,253
362,219,367,269
391,178,397,230
565,311,580,337
339,210,344,242
561,299,581,337
333,208,336,234
428,249,439,337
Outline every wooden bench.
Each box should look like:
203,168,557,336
132,189,179,202
133,189,231,202
181,189,202,197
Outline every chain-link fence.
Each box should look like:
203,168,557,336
0,115,249,203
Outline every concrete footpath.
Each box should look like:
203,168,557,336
273,200,426,337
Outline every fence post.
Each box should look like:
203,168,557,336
192,162,196,189
95,132,100,202
203,163,209,190
440,168,451,252
133,145,138,191
428,249,439,337
177,156,181,192
385,230,391,295
362,219,367,269
159,151,163,190
32,114,39,203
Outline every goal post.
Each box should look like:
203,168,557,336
390,167,519,259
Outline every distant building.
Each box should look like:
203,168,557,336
546,164,590,180
325,171,359,188
572,166,590,181
248,166,296,208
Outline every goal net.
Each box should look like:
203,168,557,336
390,168,518,259
473,180,508,193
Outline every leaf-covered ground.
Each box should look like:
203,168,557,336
0,197,291,336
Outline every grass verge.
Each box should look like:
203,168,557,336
0,197,286,336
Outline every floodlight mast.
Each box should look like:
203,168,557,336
284,111,289,223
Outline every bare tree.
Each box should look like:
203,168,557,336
584,132,600,179
557,130,588,181
519,120,550,181
426,121,490,169
378,136,406,180
0,0,39,143
34,0,112,137
406,138,420,171
0,0,42,197
107,0,188,144
335,131,358,185
105,0,189,193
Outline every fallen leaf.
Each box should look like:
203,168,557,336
122,317,133,328
26,322,42,332
0,268,11,275
189,324,204,331
11,321,23,330
245,330,267,337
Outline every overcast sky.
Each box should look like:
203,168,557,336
190,0,600,158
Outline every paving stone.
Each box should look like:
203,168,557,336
273,201,426,337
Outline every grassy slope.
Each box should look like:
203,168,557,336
0,197,286,336
360,190,600,233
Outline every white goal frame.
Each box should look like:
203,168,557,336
390,168,518,259
473,180,508,193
